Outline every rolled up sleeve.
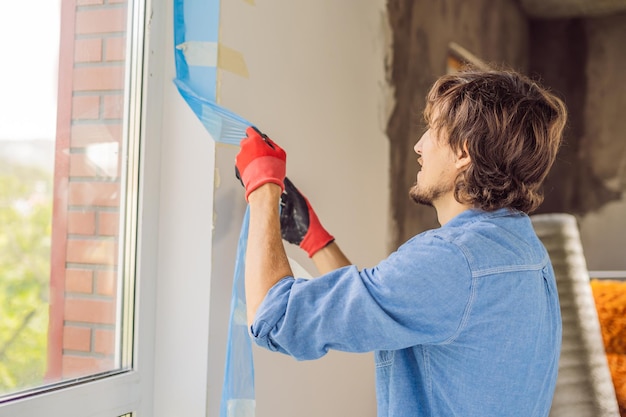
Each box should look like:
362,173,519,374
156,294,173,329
250,235,472,361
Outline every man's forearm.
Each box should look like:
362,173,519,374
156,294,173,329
246,184,293,326
311,241,352,274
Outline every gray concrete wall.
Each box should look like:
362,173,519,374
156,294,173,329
577,12,626,271
530,12,626,270
386,0,529,244
388,1,626,271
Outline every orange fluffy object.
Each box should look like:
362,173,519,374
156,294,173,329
591,279,626,417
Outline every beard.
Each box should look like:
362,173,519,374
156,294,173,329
409,181,451,207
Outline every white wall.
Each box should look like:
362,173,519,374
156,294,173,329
208,1,391,417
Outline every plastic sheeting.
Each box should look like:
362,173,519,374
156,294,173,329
221,206,255,417
173,1,256,416
173,0,254,144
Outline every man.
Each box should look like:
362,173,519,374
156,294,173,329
235,67,567,417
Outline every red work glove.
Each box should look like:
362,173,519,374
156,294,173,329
280,177,335,257
235,127,286,201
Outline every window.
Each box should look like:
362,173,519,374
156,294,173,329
1,0,231,414
45,0,137,388
0,0,150,413
0,1,60,396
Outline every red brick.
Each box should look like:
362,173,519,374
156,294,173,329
65,269,94,293
103,94,124,119
73,66,125,91
67,210,96,235
70,153,99,177
71,151,120,178
63,326,92,351
70,123,122,147
75,8,127,35
94,329,116,355
66,238,118,265
72,95,100,119
65,298,117,324
74,38,102,63
68,181,120,207
98,211,119,236
62,355,114,378
105,37,126,62
96,270,116,296
77,0,104,5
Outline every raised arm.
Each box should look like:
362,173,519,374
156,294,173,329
246,184,292,326
280,177,352,273
235,127,352,324
235,127,293,325
310,241,351,274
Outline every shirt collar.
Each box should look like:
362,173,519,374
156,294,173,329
443,207,522,228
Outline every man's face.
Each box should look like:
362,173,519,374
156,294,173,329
409,124,461,207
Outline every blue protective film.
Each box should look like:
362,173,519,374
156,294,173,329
174,79,253,145
173,1,257,416
220,206,255,417
173,0,255,144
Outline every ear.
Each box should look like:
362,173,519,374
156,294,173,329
455,141,471,170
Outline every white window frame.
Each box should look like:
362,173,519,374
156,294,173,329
0,0,218,414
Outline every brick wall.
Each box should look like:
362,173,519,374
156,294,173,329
47,0,128,380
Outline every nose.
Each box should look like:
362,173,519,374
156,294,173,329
414,132,425,155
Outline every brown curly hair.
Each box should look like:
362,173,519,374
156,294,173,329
424,67,567,213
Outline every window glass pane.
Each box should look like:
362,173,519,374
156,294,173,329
0,0,136,399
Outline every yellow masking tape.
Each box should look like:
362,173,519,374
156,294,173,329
218,44,249,78
176,41,248,78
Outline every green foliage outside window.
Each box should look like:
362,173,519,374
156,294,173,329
0,158,52,393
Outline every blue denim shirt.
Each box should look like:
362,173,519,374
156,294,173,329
250,208,562,417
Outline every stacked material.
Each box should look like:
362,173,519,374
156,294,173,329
531,213,620,417
591,279,626,417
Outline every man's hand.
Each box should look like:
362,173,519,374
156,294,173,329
235,127,286,201
280,177,335,257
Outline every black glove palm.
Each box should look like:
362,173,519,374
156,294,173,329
280,177,310,245
279,177,335,257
